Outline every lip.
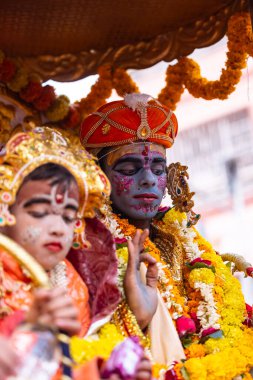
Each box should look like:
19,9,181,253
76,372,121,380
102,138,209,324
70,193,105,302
44,242,63,253
133,193,158,200
133,193,158,204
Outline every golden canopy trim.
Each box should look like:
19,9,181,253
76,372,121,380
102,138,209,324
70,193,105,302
0,0,247,82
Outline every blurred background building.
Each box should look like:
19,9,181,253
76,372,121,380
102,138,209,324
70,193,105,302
49,37,253,302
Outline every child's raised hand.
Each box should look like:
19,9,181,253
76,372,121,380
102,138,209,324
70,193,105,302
123,229,158,329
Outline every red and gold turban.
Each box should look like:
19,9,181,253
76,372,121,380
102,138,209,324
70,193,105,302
80,93,178,150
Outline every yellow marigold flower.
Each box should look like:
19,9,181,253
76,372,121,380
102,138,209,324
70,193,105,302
117,246,128,262
189,268,215,287
8,66,29,92
70,323,124,363
184,358,207,380
152,364,167,379
185,343,206,358
45,95,70,122
163,208,186,225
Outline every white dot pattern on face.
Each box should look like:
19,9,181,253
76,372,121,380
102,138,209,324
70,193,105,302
21,225,42,244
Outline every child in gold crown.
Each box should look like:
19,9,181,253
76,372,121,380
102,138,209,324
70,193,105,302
0,127,153,380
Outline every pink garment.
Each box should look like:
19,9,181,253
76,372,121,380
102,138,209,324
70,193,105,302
67,217,120,324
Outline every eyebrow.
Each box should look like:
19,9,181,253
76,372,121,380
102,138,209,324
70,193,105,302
152,157,166,163
23,198,51,207
65,205,78,211
23,198,78,211
113,157,143,167
113,156,166,167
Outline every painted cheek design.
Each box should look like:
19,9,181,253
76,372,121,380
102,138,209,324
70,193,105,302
21,225,42,244
112,174,134,196
158,176,167,191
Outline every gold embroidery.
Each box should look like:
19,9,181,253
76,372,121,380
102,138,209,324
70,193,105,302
150,222,185,296
102,123,111,135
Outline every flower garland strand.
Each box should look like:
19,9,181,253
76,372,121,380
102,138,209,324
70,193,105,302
109,207,253,379
158,209,253,380
158,12,253,109
112,67,140,97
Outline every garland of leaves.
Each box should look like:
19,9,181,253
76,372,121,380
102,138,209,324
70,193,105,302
0,12,252,135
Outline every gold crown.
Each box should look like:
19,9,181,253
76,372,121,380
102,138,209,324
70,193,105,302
0,127,110,226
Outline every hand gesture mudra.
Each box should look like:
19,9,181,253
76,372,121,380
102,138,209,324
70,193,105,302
123,229,158,330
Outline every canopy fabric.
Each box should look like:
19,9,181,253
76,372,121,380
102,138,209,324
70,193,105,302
0,0,247,81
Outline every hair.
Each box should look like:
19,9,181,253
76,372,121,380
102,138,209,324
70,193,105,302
97,147,111,171
23,163,77,189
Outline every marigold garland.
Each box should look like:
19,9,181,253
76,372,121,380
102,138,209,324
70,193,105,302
104,206,253,379
75,65,113,118
158,12,253,109
112,67,139,97
70,323,124,363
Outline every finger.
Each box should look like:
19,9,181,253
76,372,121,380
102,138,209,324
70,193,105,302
37,314,53,326
54,319,81,335
53,307,79,320
139,252,157,265
127,240,139,272
49,286,68,298
33,288,51,300
135,370,152,380
45,295,75,313
131,229,142,246
136,358,152,372
139,229,149,249
139,253,158,288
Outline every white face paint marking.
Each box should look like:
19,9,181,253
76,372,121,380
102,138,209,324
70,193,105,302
21,225,42,244
19,184,79,216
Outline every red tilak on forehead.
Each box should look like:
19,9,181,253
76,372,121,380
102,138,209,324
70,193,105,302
55,193,64,204
142,145,149,157
54,183,79,203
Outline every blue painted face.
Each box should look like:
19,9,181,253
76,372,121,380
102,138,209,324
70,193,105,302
103,143,167,220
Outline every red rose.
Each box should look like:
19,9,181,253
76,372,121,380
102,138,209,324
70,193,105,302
165,368,178,380
246,267,253,277
33,85,56,111
243,318,252,327
245,303,252,318
20,81,43,102
115,237,128,244
0,58,16,82
158,206,170,213
176,316,196,338
190,257,212,266
201,327,219,337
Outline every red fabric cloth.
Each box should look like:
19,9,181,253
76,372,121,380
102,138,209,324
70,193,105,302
0,248,91,337
0,310,25,336
68,217,120,324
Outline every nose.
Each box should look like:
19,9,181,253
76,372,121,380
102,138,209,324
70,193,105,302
48,215,66,237
138,168,157,188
